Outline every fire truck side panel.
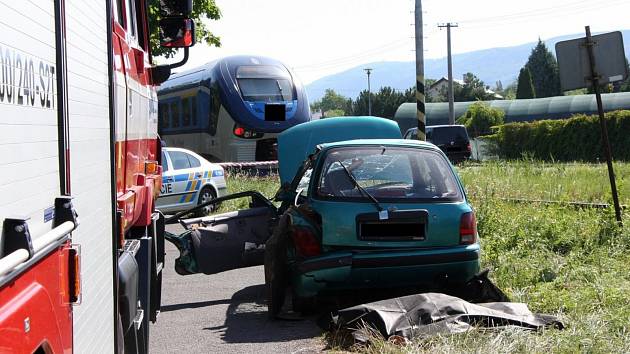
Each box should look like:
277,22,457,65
0,0,60,241
0,241,73,354
113,0,160,231
65,1,115,352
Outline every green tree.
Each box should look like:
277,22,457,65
149,0,221,58
457,101,505,137
352,86,410,118
323,109,346,118
453,73,494,102
525,40,561,97
516,67,536,99
310,89,352,116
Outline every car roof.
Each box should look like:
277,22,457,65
163,147,200,154
426,124,466,128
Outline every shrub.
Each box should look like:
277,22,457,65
457,101,505,137
488,110,630,161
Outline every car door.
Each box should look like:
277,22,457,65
156,151,180,209
165,150,202,209
166,191,278,275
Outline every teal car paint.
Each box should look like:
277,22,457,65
280,139,480,301
164,117,480,316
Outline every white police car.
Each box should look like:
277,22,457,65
156,147,228,216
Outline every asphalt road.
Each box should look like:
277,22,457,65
150,224,325,354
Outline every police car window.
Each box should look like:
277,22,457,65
169,151,191,170
187,153,201,168
161,152,169,172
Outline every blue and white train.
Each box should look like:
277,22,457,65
157,55,311,162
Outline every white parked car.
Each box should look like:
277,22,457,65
157,147,228,216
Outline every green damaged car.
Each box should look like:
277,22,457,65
165,117,480,317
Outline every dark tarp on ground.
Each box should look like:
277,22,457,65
325,292,564,342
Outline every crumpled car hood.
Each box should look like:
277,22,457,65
277,117,401,185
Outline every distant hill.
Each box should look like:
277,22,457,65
305,30,630,102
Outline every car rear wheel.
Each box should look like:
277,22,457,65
195,187,217,217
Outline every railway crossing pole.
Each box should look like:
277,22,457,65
414,0,426,140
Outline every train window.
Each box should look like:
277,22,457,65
171,102,180,128
191,96,197,126
169,151,191,170
238,78,294,102
236,65,294,102
182,97,191,126
159,103,169,128
209,82,220,135
186,154,201,168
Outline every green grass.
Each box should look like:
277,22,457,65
216,171,280,213
221,162,630,353
457,160,630,205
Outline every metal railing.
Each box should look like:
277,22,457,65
0,221,75,277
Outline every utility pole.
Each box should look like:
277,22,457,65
414,0,425,140
364,68,373,115
438,22,458,125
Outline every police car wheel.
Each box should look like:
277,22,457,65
195,187,217,217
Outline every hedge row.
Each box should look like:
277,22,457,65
487,110,630,161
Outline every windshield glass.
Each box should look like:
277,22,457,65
238,78,294,102
317,146,462,201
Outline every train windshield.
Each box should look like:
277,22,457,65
236,65,295,102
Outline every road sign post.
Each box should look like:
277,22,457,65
556,27,625,225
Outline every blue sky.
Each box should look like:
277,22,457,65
172,0,630,84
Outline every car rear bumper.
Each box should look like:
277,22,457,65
292,244,480,298
445,150,471,162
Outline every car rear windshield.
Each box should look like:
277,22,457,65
316,146,462,202
427,126,469,145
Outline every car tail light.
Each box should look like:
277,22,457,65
459,212,477,245
466,143,472,152
291,227,321,257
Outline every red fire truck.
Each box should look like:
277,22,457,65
0,0,194,352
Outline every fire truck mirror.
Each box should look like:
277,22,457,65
159,18,195,48
159,0,193,17
150,65,172,85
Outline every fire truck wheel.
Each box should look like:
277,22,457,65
195,187,217,217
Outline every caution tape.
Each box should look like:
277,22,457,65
217,160,279,169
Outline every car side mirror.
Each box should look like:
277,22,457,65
159,18,195,48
